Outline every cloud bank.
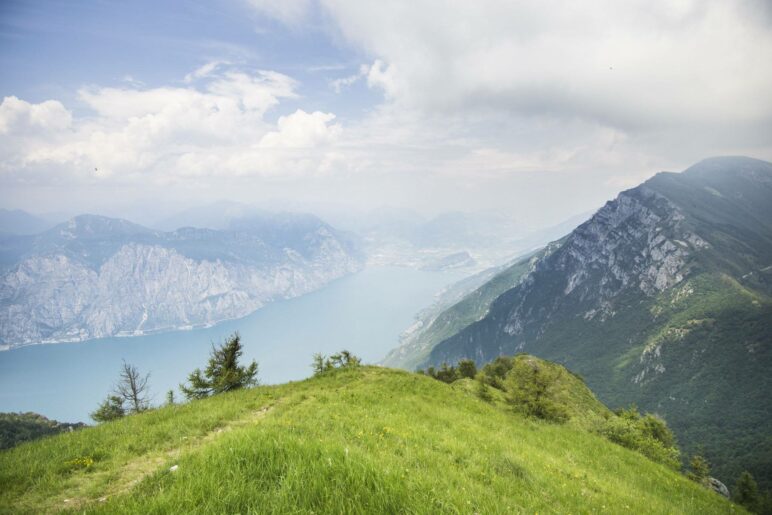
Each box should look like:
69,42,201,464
1,0,771,224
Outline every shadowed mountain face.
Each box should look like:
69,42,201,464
0,213,363,349
409,156,772,489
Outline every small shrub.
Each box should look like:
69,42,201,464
596,411,680,470
91,395,125,423
433,362,458,383
479,356,516,389
312,350,362,376
686,453,711,484
457,359,477,379
422,358,478,384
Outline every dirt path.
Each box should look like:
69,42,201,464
52,405,274,513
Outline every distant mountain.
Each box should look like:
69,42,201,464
347,208,586,270
383,213,590,371
154,201,265,231
393,156,772,490
0,213,363,349
382,245,559,371
0,209,56,236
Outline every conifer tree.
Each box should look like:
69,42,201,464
686,453,710,484
180,332,258,400
90,395,125,423
733,471,761,513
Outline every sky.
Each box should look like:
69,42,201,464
1,0,771,228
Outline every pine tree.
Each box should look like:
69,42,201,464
733,471,761,513
90,395,125,423
312,353,328,375
686,453,710,484
180,332,258,400
165,389,176,406
311,350,362,376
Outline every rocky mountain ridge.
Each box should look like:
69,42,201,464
396,156,772,489
0,213,363,349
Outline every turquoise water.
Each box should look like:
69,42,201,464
0,267,464,422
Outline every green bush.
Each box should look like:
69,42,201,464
479,356,516,389
596,407,680,470
686,453,711,483
504,358,569,423
457,359,477,379
312,350,362,376
91,395,126,423
419,359,476,384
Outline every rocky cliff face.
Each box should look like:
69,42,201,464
0,214,363,348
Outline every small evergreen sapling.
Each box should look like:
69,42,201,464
180,332,259,400
311,350,362,376
686,453,711,484
91,395,125,423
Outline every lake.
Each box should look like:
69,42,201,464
0,266,465,422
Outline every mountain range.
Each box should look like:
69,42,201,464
387,156,772,490
0,213,363,349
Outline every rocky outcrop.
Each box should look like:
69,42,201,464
707,477,730,499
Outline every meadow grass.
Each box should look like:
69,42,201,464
0,366,742,514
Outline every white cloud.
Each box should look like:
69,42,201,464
0,66,344,184
0,96,72,135
308,0,772,131
259,110,341,148
2,1,772,225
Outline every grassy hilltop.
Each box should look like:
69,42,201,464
0,365,739,514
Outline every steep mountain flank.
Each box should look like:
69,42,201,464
418,156,772,489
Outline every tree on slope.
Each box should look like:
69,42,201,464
311,350,362,376
115,361,151,414
733,471,762,513
181,332,258,400
91,395,125,423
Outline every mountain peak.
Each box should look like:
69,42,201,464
681,155,772,178
53,214,154,239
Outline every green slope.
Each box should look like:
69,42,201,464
0,367,738,514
